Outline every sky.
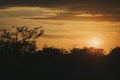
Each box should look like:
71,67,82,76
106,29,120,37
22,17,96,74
0,0,120,53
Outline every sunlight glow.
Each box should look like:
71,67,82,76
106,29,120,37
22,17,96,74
89,37,102,48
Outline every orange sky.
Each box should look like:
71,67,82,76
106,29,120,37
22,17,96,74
0,7,120,54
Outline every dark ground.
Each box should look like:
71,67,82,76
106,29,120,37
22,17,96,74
0,53,120,80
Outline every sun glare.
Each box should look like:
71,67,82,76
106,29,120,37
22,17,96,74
89,37,102,48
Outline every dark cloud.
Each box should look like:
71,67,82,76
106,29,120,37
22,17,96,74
0,0,120,10
1,0,120,22
0,0,120,7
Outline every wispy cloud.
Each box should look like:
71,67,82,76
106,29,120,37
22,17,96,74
43,33,83,39
0,7,65,19
23,12,120,22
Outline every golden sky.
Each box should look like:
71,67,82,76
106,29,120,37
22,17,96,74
0,7,120,53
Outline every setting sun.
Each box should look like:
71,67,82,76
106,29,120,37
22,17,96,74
89,37,102,48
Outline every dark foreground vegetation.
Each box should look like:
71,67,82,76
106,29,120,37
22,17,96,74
0,26,120,80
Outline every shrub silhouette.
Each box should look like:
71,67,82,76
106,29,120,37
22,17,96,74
0,26,44,54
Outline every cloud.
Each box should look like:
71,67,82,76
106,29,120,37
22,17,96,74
40,21,64,25
0,0,120,11
22,12,120,22
0,0,120,7
43,34,67,39
0,7,60,18
0,0,120,22
43,33,81,39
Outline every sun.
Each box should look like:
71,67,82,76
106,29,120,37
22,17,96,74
89,37,102,48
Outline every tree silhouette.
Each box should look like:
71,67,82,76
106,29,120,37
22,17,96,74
87,47,105,56
109,47,120,57
40,46,68,56
0,26,44,54
70,48,88,56
70,47,105,56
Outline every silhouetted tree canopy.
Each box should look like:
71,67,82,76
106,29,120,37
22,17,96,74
0,26,44,54
109,47,120,57
70,47,105,56
39,46,68,56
